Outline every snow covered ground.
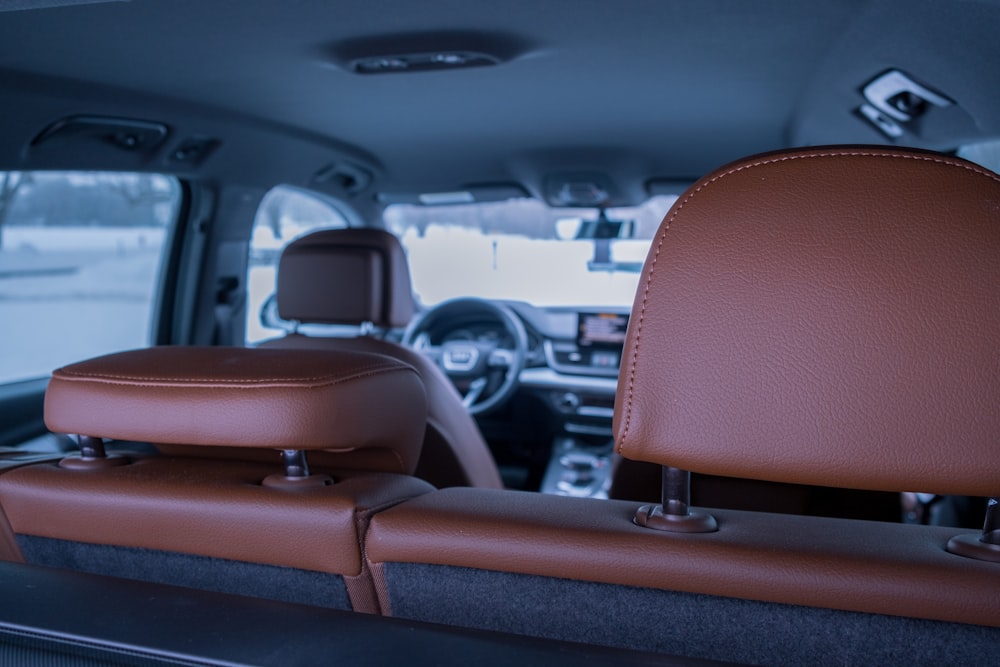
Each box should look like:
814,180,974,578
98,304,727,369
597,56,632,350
0,227,165,383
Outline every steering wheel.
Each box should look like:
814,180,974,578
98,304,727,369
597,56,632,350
402,298,528,416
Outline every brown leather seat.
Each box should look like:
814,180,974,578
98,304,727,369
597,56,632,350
259,228,503,490
364,147,1000,664
0,346,434,613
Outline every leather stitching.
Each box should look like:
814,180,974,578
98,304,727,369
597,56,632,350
53,363,414,388
616,149,1000,454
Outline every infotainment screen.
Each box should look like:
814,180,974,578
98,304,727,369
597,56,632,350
577,312,629,348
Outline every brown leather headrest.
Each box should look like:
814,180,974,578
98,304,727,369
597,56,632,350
44,346,427,473
276,228,416,328
613,146,1000,497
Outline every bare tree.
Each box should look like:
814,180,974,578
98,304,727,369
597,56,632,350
104,174,175,225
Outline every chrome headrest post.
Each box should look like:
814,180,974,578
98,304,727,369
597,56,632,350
59,435,128,470
78,435,107,460
947,498,1000,562
262,449,333,489
634,466,718,533
280,449,310,478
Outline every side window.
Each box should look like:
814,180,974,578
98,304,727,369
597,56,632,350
0,171,180,384
958,138,1000,173
245,186,349,345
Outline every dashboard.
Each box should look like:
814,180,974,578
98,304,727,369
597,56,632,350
511,304,624,438
408,299,628,497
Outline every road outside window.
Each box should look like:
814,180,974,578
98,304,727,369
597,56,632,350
0,171,179,384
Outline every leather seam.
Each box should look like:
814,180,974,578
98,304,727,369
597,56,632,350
52,363,415,388
616,149,1000,454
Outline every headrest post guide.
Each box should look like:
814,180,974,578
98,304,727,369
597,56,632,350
281,449,310,479
58,434,128,469
981,498,999,545
633,466,718,533
946,497,1000,562
78,435,107,460
262,449,334,489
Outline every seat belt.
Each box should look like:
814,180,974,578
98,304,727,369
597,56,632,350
212,276,242,345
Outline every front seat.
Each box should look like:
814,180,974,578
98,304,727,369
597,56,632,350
259,228,504,490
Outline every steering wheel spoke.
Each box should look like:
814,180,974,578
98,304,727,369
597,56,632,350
488,348,515,368
460,377,489,408
402,298,529,415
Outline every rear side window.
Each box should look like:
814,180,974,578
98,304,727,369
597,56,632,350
245,186,349,345
0,171,180,383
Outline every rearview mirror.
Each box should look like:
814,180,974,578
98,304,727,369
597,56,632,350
556,211,635,240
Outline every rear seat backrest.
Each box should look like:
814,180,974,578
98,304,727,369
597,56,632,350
365,146,1000,664
0,346,434,613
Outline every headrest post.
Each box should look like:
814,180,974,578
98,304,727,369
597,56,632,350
58,435,128,469
78,435,107,460
281,449,310,479
982,498,999,545
662,465,691,516
263,449,334,489
633,466,718,533
946,498,1000,562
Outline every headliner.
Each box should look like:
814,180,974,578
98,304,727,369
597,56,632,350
1,0,998,203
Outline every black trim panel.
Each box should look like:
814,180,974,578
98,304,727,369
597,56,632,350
0,561,725,667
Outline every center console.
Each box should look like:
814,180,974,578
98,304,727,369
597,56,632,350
537,311,627,499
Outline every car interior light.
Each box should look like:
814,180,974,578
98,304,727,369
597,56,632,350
356,57,409,73
350,51,498,75
433,53,466,65
418,191,476,205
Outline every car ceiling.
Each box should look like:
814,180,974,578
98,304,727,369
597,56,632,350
1,0,999,207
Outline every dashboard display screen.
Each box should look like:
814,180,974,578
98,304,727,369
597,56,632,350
577,312,629,348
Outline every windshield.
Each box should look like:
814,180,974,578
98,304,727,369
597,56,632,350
383,196,676,308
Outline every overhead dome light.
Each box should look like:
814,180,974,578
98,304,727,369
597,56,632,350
326,30,533,76
356,57,410,73
351,51,497,75
432,53,467,65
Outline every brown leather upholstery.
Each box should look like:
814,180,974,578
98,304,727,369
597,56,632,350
45,346,427,474
0,457,32,564
366,488,1000,627
261,334,503,488
277,228,415,328
262,228,503,489
614,146,1000,496
3,345,436,612
364,148,1000,660
2,460,430,577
